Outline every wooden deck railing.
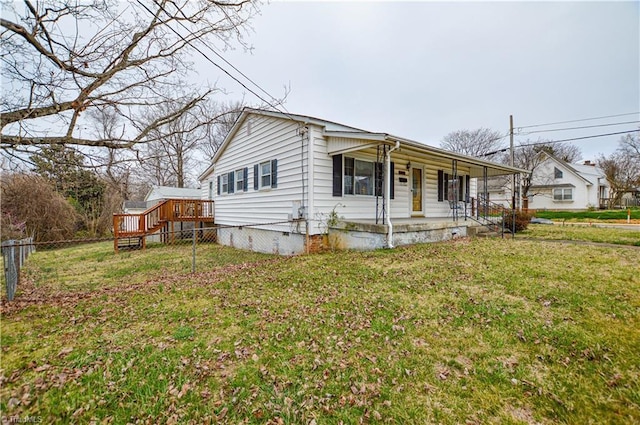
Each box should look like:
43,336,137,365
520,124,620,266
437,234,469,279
113,199,214,252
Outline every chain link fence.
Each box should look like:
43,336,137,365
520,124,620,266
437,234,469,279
2,220,314,302
1,238,36,301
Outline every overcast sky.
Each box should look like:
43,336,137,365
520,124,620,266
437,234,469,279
201,0,639,162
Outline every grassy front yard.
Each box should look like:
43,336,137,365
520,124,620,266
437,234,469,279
1,236,639,423
532,209,639,222
522,223,640,246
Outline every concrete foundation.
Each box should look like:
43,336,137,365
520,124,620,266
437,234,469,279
216,226,306,255
328,220,468,251
215,219,477,255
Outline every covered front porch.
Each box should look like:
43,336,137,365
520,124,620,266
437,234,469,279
323,132,528,250
327,216,491,251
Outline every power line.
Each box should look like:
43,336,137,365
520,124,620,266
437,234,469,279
151,0,290,115
518,120,640,135
517,129,638,148
482,128,639,156
517,112,640,130
134,0,290,118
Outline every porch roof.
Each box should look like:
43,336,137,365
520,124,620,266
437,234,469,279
325,130,530,178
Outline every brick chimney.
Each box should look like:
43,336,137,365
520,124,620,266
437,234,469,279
583,160,595,166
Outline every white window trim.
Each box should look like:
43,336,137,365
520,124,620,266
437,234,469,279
553,187,573,201
260,161,272,189
221,174,229,194
235,169,244,192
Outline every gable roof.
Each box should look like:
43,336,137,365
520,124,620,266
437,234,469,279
199,108,530,180
542,152,600,186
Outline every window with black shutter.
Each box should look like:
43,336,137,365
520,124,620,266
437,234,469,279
228,171,234,194
253,164,259,190
254,159,278,189
332,154,343,197
243,167,248,192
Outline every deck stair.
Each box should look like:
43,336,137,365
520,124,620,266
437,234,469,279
113,199,214,253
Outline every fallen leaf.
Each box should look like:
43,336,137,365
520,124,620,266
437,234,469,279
58,347,74,357
217,407,228,419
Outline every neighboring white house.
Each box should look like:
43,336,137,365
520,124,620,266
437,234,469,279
145,185,202,206
199,108,527,254
527,154,610,210
121,186,203,238
123,186,202,213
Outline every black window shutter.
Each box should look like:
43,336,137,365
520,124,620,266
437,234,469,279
437,170,444,202
465,175,471,201
271,159,278,188
243,167,248,192
228,172,234,193
217,175,221,195
444,173,449,201
390,161,395,200
458,176,464,201
332,154,343,197
253,164,259,190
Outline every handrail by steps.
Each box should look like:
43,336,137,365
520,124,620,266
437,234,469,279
467,195,515,238
113,199,214,252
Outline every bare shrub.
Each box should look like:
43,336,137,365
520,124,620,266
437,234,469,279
1,173,78,242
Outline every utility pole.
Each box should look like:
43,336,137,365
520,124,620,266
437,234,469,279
510,115,516,210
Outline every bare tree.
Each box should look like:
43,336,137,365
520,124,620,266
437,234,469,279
543,143,582,163
137,97,245,187
440,128,505,158
199,99,245,160
619,131,640,161
598,131,640,208
1,0,257,154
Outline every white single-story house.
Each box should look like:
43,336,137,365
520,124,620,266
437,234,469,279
527,154,610,210
199,109,528,254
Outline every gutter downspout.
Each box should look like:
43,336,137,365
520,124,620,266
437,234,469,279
386,140,400,248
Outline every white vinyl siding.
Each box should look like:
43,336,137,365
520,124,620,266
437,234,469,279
211,115,306,231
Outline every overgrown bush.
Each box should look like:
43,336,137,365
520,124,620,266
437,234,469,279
504,210,532,233
1,173,79,242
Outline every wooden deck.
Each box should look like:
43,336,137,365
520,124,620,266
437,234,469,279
113,199,214,252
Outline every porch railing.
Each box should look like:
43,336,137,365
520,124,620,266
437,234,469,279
113,199,214,251
471,195,513,238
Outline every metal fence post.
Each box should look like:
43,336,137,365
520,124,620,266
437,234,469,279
3,240,18,301
192,227,196,273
